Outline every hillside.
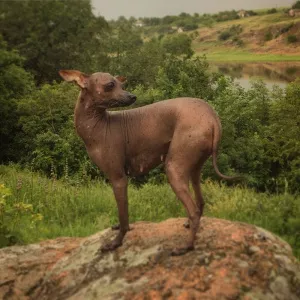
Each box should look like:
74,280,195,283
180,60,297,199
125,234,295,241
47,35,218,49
193,12,300,61
137,8,300,62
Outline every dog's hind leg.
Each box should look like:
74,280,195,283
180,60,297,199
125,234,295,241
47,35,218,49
166,162,201,256
191,163,207,217
183,167,204,230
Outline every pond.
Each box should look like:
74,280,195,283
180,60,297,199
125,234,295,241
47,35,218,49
210,62,300,89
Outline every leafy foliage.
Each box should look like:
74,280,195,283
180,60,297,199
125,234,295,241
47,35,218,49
219,31,231,41
0,0,299,196
0,0,109,83
0,37,34,162
264,31,273,41
292,1,300,9
267,81,300,193
17,83,90,177
219,25,243,43
0,183,43,247
214,10,239,22
267,8,277,14
161,34,194,58
287,35,298,43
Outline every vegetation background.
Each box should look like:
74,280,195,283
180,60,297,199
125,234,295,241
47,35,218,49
0,0,299,257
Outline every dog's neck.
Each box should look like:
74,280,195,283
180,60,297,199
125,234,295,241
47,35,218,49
74,91,108,142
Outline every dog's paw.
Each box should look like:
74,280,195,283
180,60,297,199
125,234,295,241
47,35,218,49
100,240,122,252
111,224,120,230
111,224,132,231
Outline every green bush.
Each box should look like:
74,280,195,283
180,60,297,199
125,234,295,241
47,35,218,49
161,34,194,57
229,24,243,35
214,10,239,22
247,10,258,16
219,25,242,42
264,31,273,41
219,30,231,41
183,22,198,31
280,23,294,34
232,36,244,47
267,8,277,14
287,34,298,43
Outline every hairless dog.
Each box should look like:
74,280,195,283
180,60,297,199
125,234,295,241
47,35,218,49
59,70,237,256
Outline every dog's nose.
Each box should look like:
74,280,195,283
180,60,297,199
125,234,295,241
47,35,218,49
130,95,137,101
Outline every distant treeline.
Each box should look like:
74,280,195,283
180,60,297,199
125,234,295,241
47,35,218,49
0,0,299,194
115,4,295,33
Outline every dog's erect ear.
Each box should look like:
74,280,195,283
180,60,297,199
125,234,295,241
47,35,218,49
59,70,89,89
115,75,127,84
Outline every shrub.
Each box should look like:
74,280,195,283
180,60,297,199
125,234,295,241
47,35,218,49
232,36,244,47
267,8,277,14
229,24,243,35
280,23,294,34
183,22,198,31
161,34,194,57
287,34,298,43
219,25,242,42
247,10,258,16
264,32,273,41
214,10,239,22
219,30,231,41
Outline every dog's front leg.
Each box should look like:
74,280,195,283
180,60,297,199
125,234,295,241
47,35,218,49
101,175,129,252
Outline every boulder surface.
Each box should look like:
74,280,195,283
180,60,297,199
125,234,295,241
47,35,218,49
0,217,299,300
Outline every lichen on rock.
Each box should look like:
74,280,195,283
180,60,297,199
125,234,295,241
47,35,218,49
0,217,299,300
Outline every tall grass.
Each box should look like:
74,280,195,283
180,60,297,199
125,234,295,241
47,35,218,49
0,165,299,258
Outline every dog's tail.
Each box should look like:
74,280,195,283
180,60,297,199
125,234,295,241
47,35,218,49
212,120,242,181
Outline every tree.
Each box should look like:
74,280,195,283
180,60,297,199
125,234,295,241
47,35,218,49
0,37,34,162
267,81,300,193
154,56,216,101
108,37,165,89
16,82,85,176
161,15,178,25
207,79,269,187
292,1,300,9
0,0,109,84
161,34,194,58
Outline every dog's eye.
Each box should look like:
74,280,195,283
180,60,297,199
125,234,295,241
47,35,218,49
104,82,115,92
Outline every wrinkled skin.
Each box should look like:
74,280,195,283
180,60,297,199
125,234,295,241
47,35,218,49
59,70,235,255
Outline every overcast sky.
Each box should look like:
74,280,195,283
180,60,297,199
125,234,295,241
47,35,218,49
92,0,294,19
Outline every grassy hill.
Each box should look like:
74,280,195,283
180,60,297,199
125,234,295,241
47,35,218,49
138,8,300,62
193,11,300,61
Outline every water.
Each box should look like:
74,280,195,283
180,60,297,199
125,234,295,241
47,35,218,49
210,62,300,89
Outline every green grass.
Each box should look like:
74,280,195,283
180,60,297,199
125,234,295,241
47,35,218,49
1,165,299,258
195,49,300,62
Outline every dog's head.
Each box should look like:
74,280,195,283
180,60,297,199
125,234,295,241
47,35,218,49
59,70,136,108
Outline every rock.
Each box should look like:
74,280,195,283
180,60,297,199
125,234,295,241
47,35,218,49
248,245,261,255
269,276,298,300
0,217,299,300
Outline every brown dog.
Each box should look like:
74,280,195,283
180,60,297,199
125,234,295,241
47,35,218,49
59,70,235,255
